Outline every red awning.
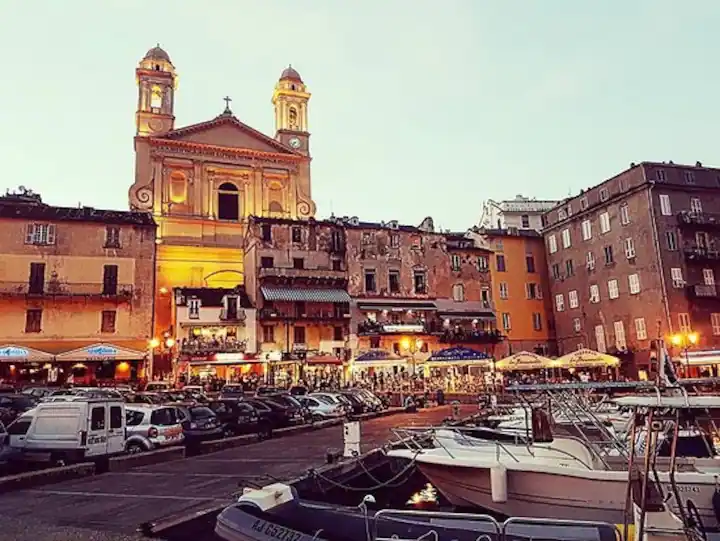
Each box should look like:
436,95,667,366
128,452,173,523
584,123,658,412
306,355,342,365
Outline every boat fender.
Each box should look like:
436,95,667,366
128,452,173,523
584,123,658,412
490,464,508,503
712,489,720,524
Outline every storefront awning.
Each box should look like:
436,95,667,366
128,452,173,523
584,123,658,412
356,300,437,311
55,343,147,362
673,349,720,366
261,287,351,303
495,351,554,371
0,344,55,363
428,346,492,366
553,348,620,369
435,299,495,319
353,349,406,366
306,354,343,365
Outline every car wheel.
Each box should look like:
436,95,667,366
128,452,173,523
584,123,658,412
126,443,144,455
311,413,323,422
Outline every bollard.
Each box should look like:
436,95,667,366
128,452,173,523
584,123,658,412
451,401,460,420
343,421,361,457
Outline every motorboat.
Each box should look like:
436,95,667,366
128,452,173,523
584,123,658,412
214,482,621,541
387,392,720,527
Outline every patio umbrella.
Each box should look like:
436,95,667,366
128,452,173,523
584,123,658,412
553,348,620,369
495,351,553,371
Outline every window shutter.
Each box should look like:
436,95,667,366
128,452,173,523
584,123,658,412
25,224,35,244
46,225,57,245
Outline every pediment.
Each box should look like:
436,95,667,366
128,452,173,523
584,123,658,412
158,115,296,155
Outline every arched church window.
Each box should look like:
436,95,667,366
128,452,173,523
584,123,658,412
150,85,163,109
268,201,284,217
217,182,240,221
288,107,298,127
452,283,465,302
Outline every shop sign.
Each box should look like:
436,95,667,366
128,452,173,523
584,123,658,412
0,346,29,360
382,324,424,333
86,345,118,361
214,353,246,363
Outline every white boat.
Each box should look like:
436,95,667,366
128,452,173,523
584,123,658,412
388,394,720,527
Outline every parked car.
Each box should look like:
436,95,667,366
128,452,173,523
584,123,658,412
21,387,54,399
245,398,296,428
288,385,308,396
353,389,384,411
339,391,369,414
219,383,246,399
125,405,185,453
4,398,126,464
0,393,38,426
264,394,312,424
298,396,344,420
174,404,223,443
130,392,164,405
309,392,352,415
254,386,282,396
144,382,173,392
207,399,270,438
158,390,196,404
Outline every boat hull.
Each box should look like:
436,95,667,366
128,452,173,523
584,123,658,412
417,461,719,526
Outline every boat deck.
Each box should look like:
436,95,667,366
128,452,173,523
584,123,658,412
0,405,472,540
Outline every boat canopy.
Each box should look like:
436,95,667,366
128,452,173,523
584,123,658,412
614,395,720,409
552,348,620,369
495,351,553,371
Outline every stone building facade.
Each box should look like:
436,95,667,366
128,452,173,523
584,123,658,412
543,161,720,375
0,189,156,383
126,46,316,343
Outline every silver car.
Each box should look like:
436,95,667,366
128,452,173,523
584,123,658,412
125,404,184,453
300,396,345,420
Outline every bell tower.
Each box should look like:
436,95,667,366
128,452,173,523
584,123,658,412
136,45,177,137
272,66,311,155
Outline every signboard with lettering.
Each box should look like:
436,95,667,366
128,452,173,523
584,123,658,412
382,324,424,333
0,346,29,360
86,345,118,361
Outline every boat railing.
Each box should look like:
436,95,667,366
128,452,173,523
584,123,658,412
372,509,621,541
389,425,525,463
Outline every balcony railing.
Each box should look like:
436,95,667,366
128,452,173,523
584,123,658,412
179,338,247,355
440,329,504,344
259,308,351,321
687,284,718,298
259,267,346,280
0,281,134,299
356,319,443,335
682,246,720,262
677,211,720,228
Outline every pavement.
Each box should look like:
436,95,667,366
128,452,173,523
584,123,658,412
0,405,476,541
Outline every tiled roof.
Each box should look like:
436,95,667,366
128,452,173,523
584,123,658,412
175,287,252,308
261,286,350,303
0,197,155,227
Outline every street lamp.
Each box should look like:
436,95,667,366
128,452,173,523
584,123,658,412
401,337,423,376
669,331,699,376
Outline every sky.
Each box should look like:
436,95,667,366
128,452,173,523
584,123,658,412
1,1,719,231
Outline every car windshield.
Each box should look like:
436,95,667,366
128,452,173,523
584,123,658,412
247,400,270,411
273,395,301,408
314,395,335,405
222,385,244,393
189,407,215,419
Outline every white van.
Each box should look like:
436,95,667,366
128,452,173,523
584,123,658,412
7,398,126,463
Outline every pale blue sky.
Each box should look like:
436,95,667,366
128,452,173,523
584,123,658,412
1,1,718,230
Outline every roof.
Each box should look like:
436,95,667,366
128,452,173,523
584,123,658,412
156,113,299,156
175,287,252,308
260,286,351,303
144,45,171,63
248,215,340,228
0,197,156,227
475,227,542,238
280,66,302,82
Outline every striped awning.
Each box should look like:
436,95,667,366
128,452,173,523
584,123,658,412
260,286,351,303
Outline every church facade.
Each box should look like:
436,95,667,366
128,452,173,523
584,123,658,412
127,46,316,345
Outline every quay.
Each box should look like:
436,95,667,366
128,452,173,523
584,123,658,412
0,405,476,541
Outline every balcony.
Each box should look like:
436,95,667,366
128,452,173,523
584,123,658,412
440,328,504,344
356,319,443,336
687,284,719,299
682,246,720,263
0,281,134,300
259,308,351,321
259,267,346,280
179,337,247,355
677,211,720,229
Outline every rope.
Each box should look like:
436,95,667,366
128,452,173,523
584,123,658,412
311,451,421,492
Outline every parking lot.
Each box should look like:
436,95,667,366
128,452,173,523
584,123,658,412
0,405,471,539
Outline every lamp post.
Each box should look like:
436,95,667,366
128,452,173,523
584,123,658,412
669,331,699,377
147,338,160,381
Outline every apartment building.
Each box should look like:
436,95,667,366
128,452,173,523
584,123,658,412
543,161,720,375
480,195,558,232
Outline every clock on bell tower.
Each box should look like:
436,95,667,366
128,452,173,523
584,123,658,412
272,65,311,155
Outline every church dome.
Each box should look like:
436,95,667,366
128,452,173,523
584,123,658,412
280,65,302,83
144,45,171,63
